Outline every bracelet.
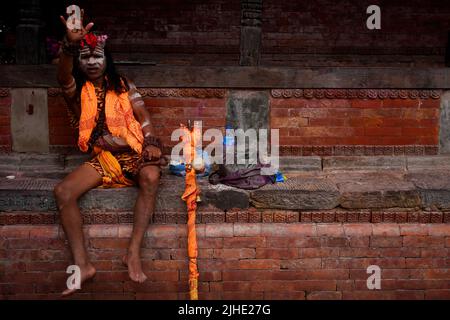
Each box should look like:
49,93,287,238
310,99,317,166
61,36,80,57
143,135,162,150
140,120,151,129
61,77,77,95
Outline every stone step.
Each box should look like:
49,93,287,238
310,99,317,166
328,171,420,209
2,154,450,178
0,167,69,180
0,176,207,212
406,156,450,171
0,154,320,179
322,156,407,171
2,168,450,213
278,156,322,172
0,153,64,167
323,155,450,172
0,175,256,213
250,176,339,209
0,174,341,212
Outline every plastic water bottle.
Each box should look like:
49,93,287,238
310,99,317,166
223,124,235,146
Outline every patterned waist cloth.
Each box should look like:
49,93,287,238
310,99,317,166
86,150,143,183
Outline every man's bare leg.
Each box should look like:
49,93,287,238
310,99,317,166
123,165,160,283
53,163,102,296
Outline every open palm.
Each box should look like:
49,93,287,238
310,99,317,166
60,8,94,43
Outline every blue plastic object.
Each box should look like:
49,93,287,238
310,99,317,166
169,149,212,178
275,171,286,183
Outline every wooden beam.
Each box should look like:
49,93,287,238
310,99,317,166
1,65,450,89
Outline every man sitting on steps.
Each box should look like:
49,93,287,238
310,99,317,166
54,7,163,296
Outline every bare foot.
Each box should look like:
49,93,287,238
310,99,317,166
122,252,147,283
61,263,96,297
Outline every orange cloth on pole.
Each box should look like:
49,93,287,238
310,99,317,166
78,81,143,154
181,125,200,300
182,168,199,300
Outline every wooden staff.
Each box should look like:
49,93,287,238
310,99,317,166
181,122,201,300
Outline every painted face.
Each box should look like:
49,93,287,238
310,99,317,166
78,45,107,81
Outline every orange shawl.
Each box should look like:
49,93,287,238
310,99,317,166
78,81,143,154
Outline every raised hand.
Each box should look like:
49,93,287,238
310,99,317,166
60,7,94,43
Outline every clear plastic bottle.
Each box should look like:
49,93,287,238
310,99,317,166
223,124,235,146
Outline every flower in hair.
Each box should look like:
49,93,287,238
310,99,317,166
80,33,98,50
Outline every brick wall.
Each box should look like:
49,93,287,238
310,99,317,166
142,89,227,149
44,88,443,155
1,221,449,299
271,89,441,156
0,89,11,152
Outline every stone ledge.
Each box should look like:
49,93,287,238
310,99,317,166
323,156,406,171
0,209,449,225
406,172,450,210
250,176,340,209
2,154,450,217
2,170,450,214
330,172,421,209
3,154,449,175
0,177,250,213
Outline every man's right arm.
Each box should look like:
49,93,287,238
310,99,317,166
57,7,94,116
57,41,78,98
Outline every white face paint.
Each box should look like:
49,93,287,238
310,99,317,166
78,46,107,81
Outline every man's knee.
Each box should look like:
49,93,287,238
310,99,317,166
138,166,160,193
53,182,76,210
